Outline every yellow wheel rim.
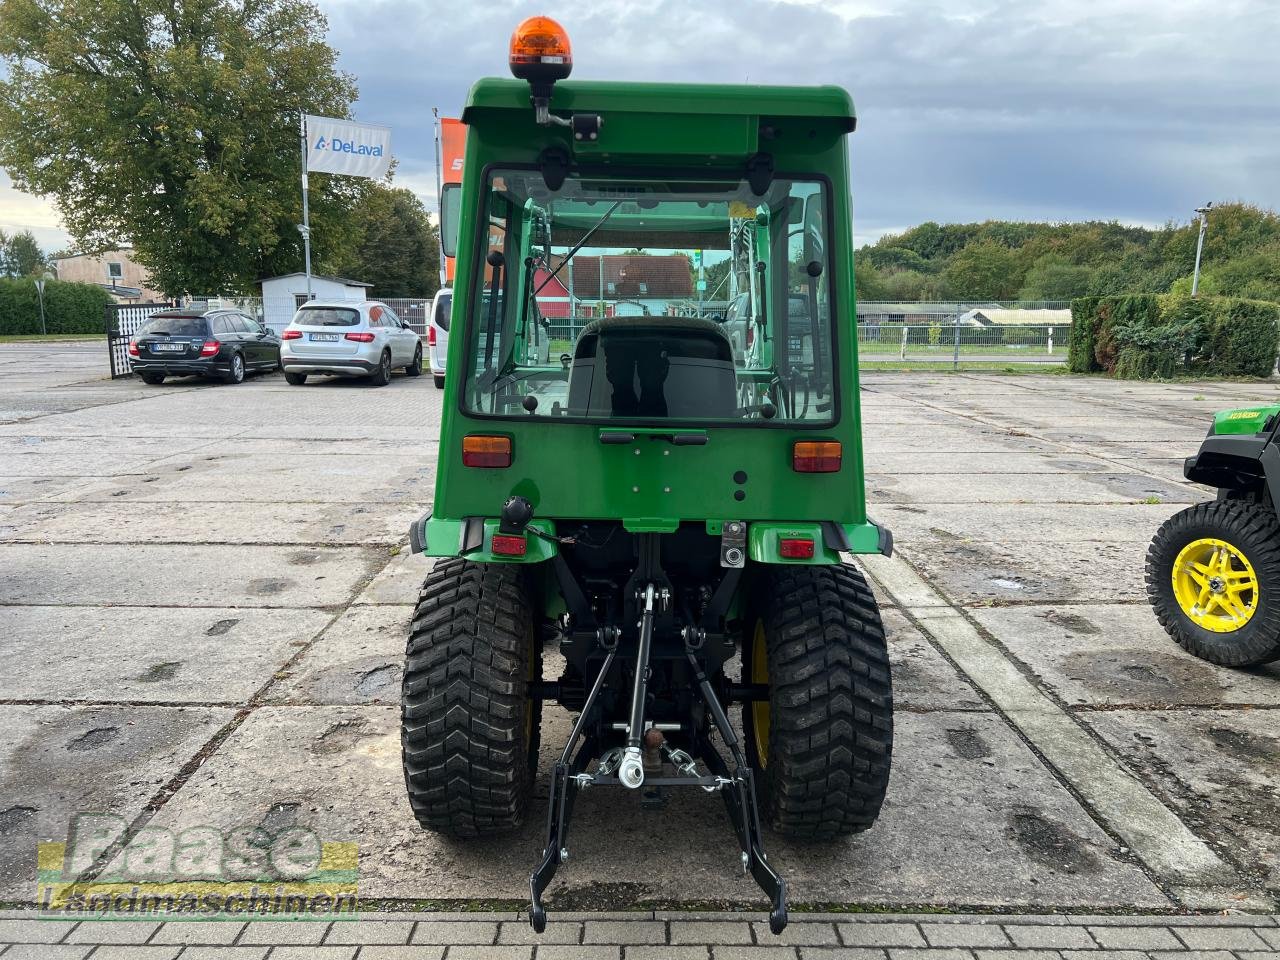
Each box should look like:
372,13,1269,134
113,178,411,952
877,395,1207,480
1172,537,1259,633
751,621,770,766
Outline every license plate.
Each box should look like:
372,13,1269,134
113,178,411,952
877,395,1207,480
153,343,185,352
310,333,340,342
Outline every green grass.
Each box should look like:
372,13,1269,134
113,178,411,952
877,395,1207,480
0,333,102,342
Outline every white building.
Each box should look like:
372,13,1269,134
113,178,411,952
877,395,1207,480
259,273,372,332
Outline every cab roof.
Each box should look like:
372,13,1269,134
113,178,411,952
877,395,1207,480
462,78,855,132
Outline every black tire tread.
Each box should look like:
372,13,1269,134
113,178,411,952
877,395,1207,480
1146,499,1280,666
401,557,539,838
750,563,893,839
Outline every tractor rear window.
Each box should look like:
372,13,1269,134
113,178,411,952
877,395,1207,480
461,169,837,424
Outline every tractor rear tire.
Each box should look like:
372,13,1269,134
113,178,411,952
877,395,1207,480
1146,499,1280,666
744,563,893,839
401,557,542,838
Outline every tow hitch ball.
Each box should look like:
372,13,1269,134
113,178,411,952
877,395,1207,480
527,581,789,935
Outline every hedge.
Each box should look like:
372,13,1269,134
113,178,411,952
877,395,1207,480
1069,293,1280,379
0,279,115,336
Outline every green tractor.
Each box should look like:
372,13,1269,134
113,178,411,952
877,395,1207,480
402,17,894,933
1147,404,1280,666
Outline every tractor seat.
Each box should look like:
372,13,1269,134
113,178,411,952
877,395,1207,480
566,317,737,418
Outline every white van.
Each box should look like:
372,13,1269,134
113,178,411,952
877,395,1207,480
427,287,452,389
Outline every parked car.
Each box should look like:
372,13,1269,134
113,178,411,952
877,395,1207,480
281,300,423,386
427,287,452,389
128,308,280,385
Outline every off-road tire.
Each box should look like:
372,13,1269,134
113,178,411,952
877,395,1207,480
744,563,893,839
140,372,165,385
284,372,307,386
370,350,392,386
406,345,423,377
1146,499,1280,666
434,374,446,389
224,352,245,384
401,558,542,837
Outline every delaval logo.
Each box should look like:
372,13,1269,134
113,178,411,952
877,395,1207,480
314,135,383,158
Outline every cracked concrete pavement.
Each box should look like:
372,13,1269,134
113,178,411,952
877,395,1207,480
1,341,1278,916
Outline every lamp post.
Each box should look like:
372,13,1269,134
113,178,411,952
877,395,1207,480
1191,202,1213,298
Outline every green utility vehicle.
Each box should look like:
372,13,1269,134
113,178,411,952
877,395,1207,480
402,17,893,933
1148,405,1280,666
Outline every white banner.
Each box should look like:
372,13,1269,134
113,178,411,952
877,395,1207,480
305,115,392,179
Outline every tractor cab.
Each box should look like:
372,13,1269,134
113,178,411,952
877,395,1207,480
404,17,894,935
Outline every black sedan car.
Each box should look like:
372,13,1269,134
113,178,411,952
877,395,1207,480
129,308,280,385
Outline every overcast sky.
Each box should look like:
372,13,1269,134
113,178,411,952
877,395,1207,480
2,0,1277,251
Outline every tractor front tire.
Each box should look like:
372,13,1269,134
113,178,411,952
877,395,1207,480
1146,499,1280,666
401,558,541,838
744,563,893,839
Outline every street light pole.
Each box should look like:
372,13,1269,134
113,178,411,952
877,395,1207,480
1191,202,1213,298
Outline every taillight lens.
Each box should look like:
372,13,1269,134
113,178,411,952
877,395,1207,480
491,533,528,556
428,326,437,346
344,332,376,343
793,441,842,473
199,340,220,357
282,329,302,340
462,435,512,468
779,537,815,559
127,341,139,357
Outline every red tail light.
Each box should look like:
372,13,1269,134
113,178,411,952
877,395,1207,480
428,326,437,346
491,533,528,556
793,441,842,473
462,435,512,468
199,340,220,357
281,329,302,340
127,341,139,357
344,332,376,342
779,537,815,559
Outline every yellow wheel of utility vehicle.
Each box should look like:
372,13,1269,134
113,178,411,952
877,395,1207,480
1171,537,1258,632
1147,499,1280,666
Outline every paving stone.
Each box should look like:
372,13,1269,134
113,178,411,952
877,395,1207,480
496,921,582,944
1173,927,1271,951
714,948,800,959
799,950,886,960
1004,925,1098,950
323,921,412,944
349,948,444,960
921,924,1012,948
1150,952,1238,960
236,921,330,945
837,924,926,948
0,947,94,960
263,948,355,960
751,923,840,946
581,921,667,945
888,949,978,960
973,952,1064,960
0,921,77,944
534,947,621,960
1061,951,1154,960
151,922,245,945
65,921,161,944
87,948,182,960
173,950,268,960
409,920,497,945
1260,929,1280,948
624,948,708,960
670,922,754,945
444,947,533,960
1086,927,1182,951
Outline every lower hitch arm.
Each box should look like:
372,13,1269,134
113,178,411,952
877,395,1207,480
688,653,789,934
529,644,617,932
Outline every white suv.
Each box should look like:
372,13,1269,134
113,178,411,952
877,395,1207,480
281,300,423,386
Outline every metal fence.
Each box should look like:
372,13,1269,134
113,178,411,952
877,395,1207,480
857,323,1070,367
182,296,433,335
105,301,174,378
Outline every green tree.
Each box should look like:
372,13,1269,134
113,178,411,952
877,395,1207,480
0,0,360,296
2,229,47,277
336,185,440,299
1017,255,1093,301
944,239,1023,300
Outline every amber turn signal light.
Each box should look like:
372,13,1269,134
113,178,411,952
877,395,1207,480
462,435,512,468
509,16,573,82
793,441,842,473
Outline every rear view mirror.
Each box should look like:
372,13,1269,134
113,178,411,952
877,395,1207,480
441,183,462,259
802,195,824,265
